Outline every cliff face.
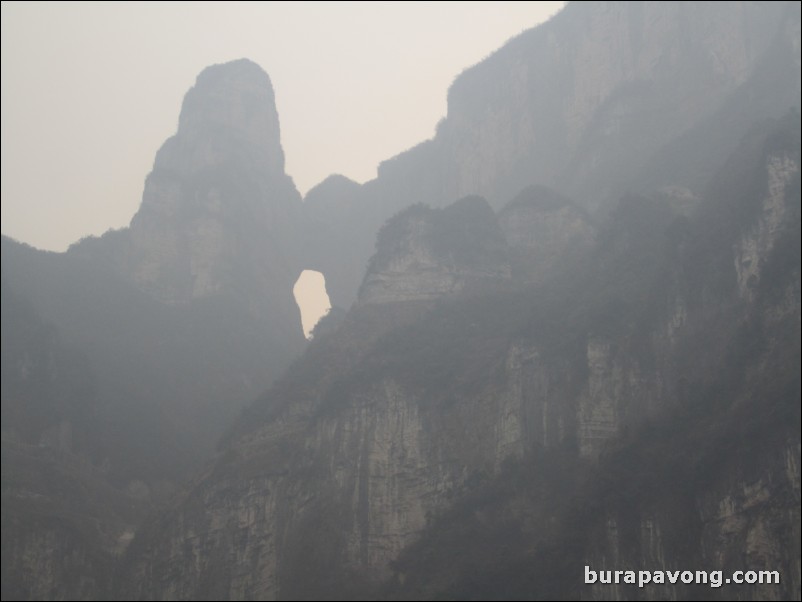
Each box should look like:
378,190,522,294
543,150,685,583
2,59,307,475
4,4,801,600
358,197,511,304
301,175,365,308
439,1,797,206
388,114,801,601
110,59,303,326
582,440,801,601
306,1,801,309
0,281,147,601
1,60,309,599
123,112,800,600
498,185,595,284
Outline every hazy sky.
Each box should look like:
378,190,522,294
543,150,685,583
294,270,331,338
1,1,563,252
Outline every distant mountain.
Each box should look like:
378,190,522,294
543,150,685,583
123,112,801,600
306,0,801,308
73,59,305,331
3,59,307,478
2,2,800,600
2,59,308,598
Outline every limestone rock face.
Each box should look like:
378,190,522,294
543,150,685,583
5,4,801,600
584,440,801,601
308,2,800,309
302,174,366,308
1,60,310,599
171,59,288,180
735,153,799,301
125,59,303,318
439,1,799,207
358,196,511,305
498,185,595,283
122,114,800,601
61,60,307,444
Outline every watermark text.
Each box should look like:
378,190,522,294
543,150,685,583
585,566,780,589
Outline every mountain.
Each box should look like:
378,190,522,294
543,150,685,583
1,278,148,600
3,59,306,476
2,60,308,598
498,185,595,284
358,196,511,304
305,0,801,308
71,59,305,334
3,2,801,600
122,112,801,600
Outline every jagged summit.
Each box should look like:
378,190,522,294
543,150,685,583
147,58,288,182
118,59,303,308
434,1,798,207
304,2,800,314
3,4,800,600
67,59,303,314
304,174,361,209
164,58,287,179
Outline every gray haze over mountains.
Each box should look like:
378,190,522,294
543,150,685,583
0,2,565,252
2,2,800,600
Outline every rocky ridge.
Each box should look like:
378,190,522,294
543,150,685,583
123,112,800,600
2,3,800,600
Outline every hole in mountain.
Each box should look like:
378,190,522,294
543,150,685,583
293,270,332,339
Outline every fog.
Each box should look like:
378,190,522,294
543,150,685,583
2,2,799,600
0,1,563,252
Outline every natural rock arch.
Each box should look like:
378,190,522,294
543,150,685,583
292,269,332,338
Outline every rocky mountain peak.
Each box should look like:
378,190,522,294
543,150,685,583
438,1,796,208
165,58,286,178
304,174,361,215
358,196,510,304
120,59,302,308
